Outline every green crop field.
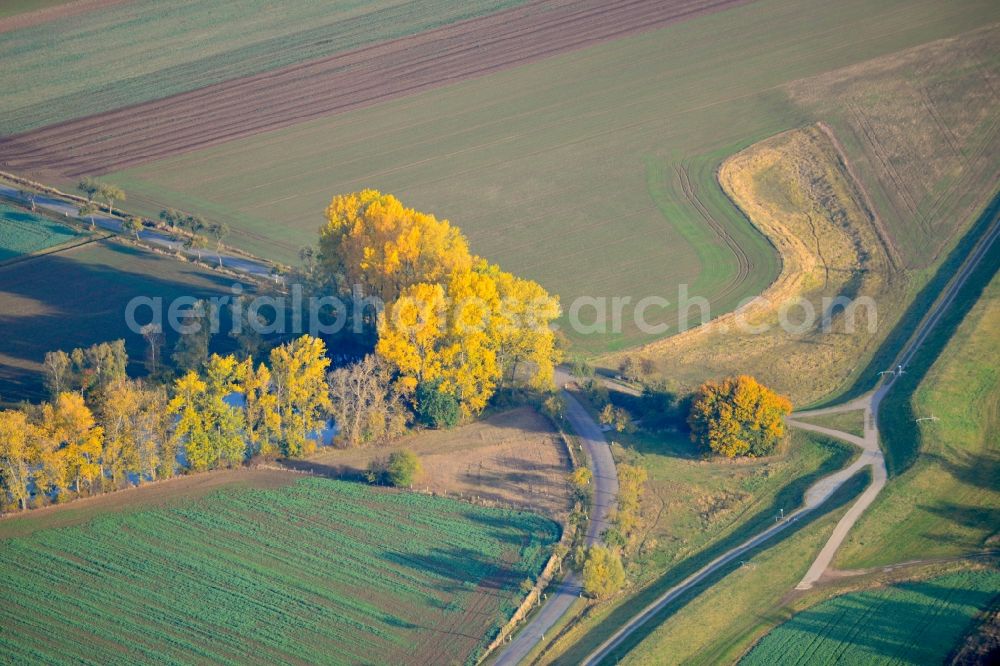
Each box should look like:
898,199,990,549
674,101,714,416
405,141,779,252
0,238,248,401
0,203,81,262
106,0,999,352
741,570,1000,664
0,474,559,665
0,0,527,136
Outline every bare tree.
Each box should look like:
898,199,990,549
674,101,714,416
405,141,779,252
79,202,100,230
43,350,73,398
328,355,410,447
18,188,36,211
208,222,229,267
140,323,165,376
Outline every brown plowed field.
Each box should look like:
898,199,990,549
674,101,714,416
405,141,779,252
0,0,749,179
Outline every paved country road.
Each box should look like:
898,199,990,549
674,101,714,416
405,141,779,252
0,183,274,279
580,203,1000,665
493,367,618,665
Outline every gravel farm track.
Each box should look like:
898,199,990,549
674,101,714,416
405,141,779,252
0,0,750,179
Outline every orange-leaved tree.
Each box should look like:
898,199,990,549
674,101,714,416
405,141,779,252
688,375,792,458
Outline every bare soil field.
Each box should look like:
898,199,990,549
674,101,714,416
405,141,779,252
0,0,750,179
301,407,574,519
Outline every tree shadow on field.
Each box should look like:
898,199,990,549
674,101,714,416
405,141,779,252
922,447,1000,495
876,216,1000,476
819,190,1000,410
0,240,252,401
553,468,870,665
745,576,1000,663
381,546,518,596
815,191,1000,478
459,510,559,546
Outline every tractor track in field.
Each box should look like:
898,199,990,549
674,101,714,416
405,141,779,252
0,0,751,179
676,162,755,307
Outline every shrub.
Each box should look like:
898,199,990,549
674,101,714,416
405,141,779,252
386,450,421,487
415,380,461,429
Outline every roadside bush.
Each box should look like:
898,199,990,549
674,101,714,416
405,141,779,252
582,545,625,599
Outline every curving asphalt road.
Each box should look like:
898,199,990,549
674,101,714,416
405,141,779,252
493,367,618,666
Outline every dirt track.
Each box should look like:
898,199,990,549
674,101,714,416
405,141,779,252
0,0,749,179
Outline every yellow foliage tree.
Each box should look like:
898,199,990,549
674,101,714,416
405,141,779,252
270,336,331,457
168,371,213,471
688,375,792,458
489,265,561,390
377,261,560,417
0,410,35,510
582,545,626,599
43,392,104,493
319,189,472,301
239,359,281,458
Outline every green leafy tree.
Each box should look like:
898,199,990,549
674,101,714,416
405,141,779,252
78,177,99,203
159,208,184,230
415,379,461,429
386,450,421,487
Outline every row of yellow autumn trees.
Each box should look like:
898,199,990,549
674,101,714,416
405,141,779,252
318,190,561,418
0,336,336,512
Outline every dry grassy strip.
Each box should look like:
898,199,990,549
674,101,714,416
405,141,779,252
630,124,903,405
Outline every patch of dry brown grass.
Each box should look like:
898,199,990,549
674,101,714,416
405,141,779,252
306,407,574,519
622,124,904,405
788,25,1000,270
